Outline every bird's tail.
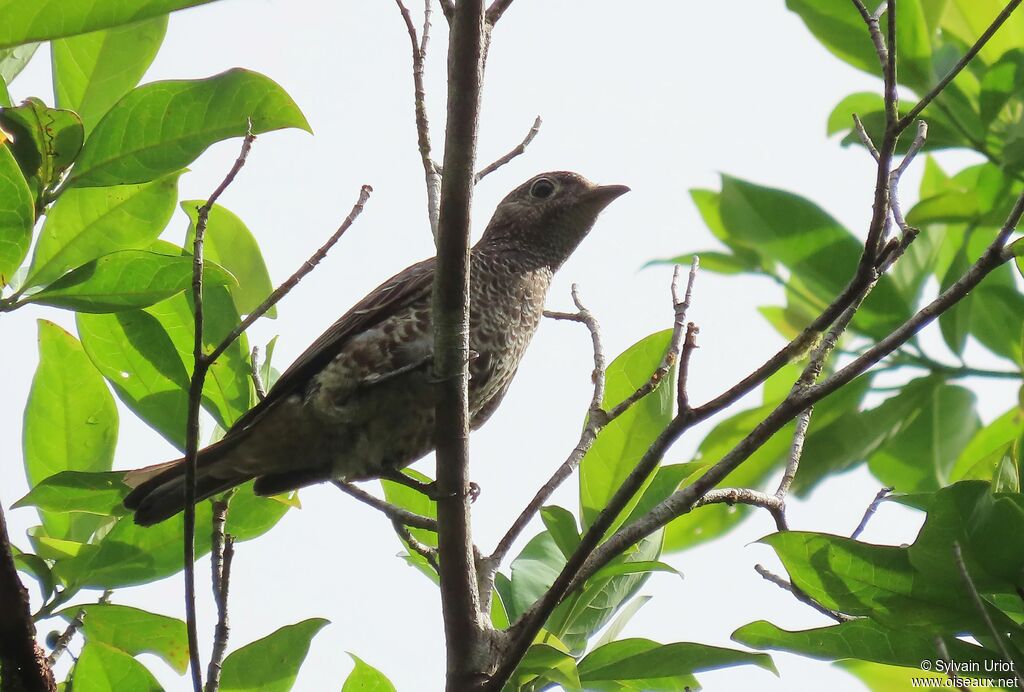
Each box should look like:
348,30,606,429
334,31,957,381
123,439,252,526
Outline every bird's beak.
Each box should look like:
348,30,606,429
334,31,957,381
585,184,631,208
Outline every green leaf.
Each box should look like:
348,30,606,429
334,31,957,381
381,469,439,576
787,0,932,89
0,43,39,83
28,249,236,312
644,251,753,275
26,170,181,289
56,506,213,588
827,92,969,153
59,603,188,674
72,641,162,692
509,644,582,692
23,320,117,541
342,654,396,692
717,176,910,337
182,201,276,317
69,68,311,187
0,97,83,201
951,408,1024,482
867,377,981,492
13,470,127,516
0,141,33,287
11,546,55,601
578,638,776,687
941,0,1024,65
219,618,328,692
77,308,191,449
508,532,565,623
0,0,221,48
733,619,1000,670
835,660,956,691
762,531,1012,633
579,329,674,530
224,481,293,541
540,505,580,559
52,17,167,135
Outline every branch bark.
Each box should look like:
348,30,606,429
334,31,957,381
0,501,54,692
432,1,492,688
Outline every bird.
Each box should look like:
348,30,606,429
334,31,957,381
124,171,629,525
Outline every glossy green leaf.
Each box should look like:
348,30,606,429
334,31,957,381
224,481,294,541
689,188,773,274
56,506,213,588
77,308,190,449
762,531,1012,633
787,0,932,89
940,0,1024,65
578,638,776,687
0,97,83,201
717,176,910,337
509,644,582,692
219,618,328,692
28,249,235,312
26,170,181,288
644,251,753,275
72,641,161,692
59,603,188,674
13,470,127,516
540,505,580,559
342,654,396,692
0,43,39,83
951,408,1024,483
0,0,220,47
827,92,969,153
11,545,55,601
69,68,310,187
182,200,276,317
580,329,674,529
0,142,33,287
867,377,980,492
23,321,117,540
508,532,564,623
733,619,1000,671
835,660,957,691
52,17,167,134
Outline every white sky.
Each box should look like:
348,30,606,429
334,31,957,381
3,1,1018,690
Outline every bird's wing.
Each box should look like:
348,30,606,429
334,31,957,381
228,256,437,435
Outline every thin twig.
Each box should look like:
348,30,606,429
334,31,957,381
205,495,234,692
395,0,442,237
695,489,787,532
953,542,1024,688
250,346,267,401
333,481,439,531
393,521,440,572
754,564,853,623
850,487,893,540
676,323,699,413
182,127,255,692
888,120,928,234
852,114,880,162
46,590,112,667
935,637,969,690
475,116,542,183
897,0,1024,132
205,185,373,365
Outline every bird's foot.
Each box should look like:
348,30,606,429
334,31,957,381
380,470,480,503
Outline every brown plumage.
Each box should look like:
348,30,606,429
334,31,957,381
124,171,628,525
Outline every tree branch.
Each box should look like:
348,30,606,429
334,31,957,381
850,486,893,540
474,116,542,183
485,0,515,25
333,481,439,531
0,500,54,692
205,495,235,692
433,1,490,688
753,564,853,623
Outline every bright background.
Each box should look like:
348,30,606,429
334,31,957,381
2,1,1013,690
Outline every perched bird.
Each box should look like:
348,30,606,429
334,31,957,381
124,171,628,525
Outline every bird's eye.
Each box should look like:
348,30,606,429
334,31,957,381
530,178,556,199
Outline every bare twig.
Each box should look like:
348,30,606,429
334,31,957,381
250,346,267,401
396,0,443,237
205,185,373,365
850,487,893,540
754,564,853,623
183,127,256,692
394,521,440,572
897,0,1023,132
935,637,970,690
953,542,1024,688
888,121,928,234
0,499,55,691
485,0,515,24
676,322,699,413
333,481,439,531
46,590,113,667
474,116,542,183
433,4,489,684
205,495,234,692
695,489,787,532
852,114,880,162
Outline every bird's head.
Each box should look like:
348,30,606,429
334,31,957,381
478,171,629,270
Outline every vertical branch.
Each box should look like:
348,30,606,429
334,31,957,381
0,502,55,692
183,128,256,692
205,496,235,692
433,1,489,688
